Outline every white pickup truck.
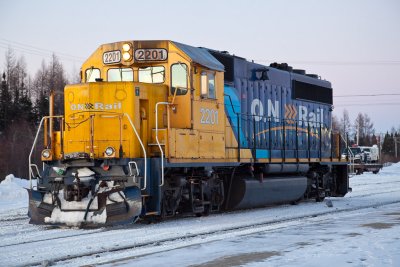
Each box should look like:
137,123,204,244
359,145,379,163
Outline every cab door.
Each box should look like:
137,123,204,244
169,63,192,129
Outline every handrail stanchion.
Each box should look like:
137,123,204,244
155,102,170,187
124,113,148,190
28,115,63,189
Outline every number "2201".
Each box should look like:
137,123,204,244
200,108,218,125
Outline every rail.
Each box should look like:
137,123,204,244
225,110,341,163
340,134,355,176
155,102,170,187
28,115,64,189
29,113,148,190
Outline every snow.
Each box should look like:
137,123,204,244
0,163,399,266
0,174,35,212
120,204,400,267
45,206,107,226
43,189,107,227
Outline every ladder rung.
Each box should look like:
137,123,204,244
145,211,159,216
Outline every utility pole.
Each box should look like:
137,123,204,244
394,137,400,159
356,123,359,145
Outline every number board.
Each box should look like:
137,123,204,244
103,51,121,64
134,48,168,61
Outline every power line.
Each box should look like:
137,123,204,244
0,38,85,61
334,103,400,107
254,59,400,66
334,93,400,97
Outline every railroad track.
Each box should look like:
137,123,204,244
0,186,397,249
1,178,399,266
0,215,28,223
45,199,400,267
350,179,400,187
0,188,394,265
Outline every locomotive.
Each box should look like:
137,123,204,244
28,40,349,226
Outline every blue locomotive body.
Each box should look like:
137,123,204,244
213,51,334,162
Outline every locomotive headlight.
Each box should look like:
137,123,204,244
104,147,115,157
123,52,132,61
122,43,132,61
41,149,52,159
122,43,131,52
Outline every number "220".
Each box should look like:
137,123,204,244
200,108,218,125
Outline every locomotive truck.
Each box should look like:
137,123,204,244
28,40,349,226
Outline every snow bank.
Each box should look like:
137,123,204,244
378,161,400,175
0,174,36,212
0,174,29,200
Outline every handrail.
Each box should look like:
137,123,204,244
339,133,355,175
28,115,64,189
223,93,238,114
128,161,139,176
124,113,148,190
155,101,170,187
30,164,41,178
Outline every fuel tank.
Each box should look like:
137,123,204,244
226,176,307,210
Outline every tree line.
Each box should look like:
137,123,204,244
0,48,67,180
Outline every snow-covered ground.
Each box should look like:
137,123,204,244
0,164,399,267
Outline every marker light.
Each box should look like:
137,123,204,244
105,147,115,157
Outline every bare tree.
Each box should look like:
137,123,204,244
332,114,340,132
339,109,351,140
354,113,375,146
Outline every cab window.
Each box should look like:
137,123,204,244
107,68,133,82
85,68,100,82
170,63,188,95
201,72,216,99
139,66,165,83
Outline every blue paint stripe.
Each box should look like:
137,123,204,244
224,85,248,147
256,149,269,159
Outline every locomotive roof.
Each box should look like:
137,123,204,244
172,41,225,72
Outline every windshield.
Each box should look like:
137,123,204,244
350,148,362,154
138,66,165,83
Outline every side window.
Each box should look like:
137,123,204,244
85,68,100,82
171,63,188,95
107,68,133,82
200,71,216,99
139,66,165,83
208,72,215,98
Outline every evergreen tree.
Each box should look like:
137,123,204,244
0,72,12,132
19,90,35,123
382,131,394,155
35,90,49,122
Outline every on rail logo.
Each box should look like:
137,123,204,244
251,98,324,127
70,102,122,111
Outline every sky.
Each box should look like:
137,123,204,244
0,0,399,133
